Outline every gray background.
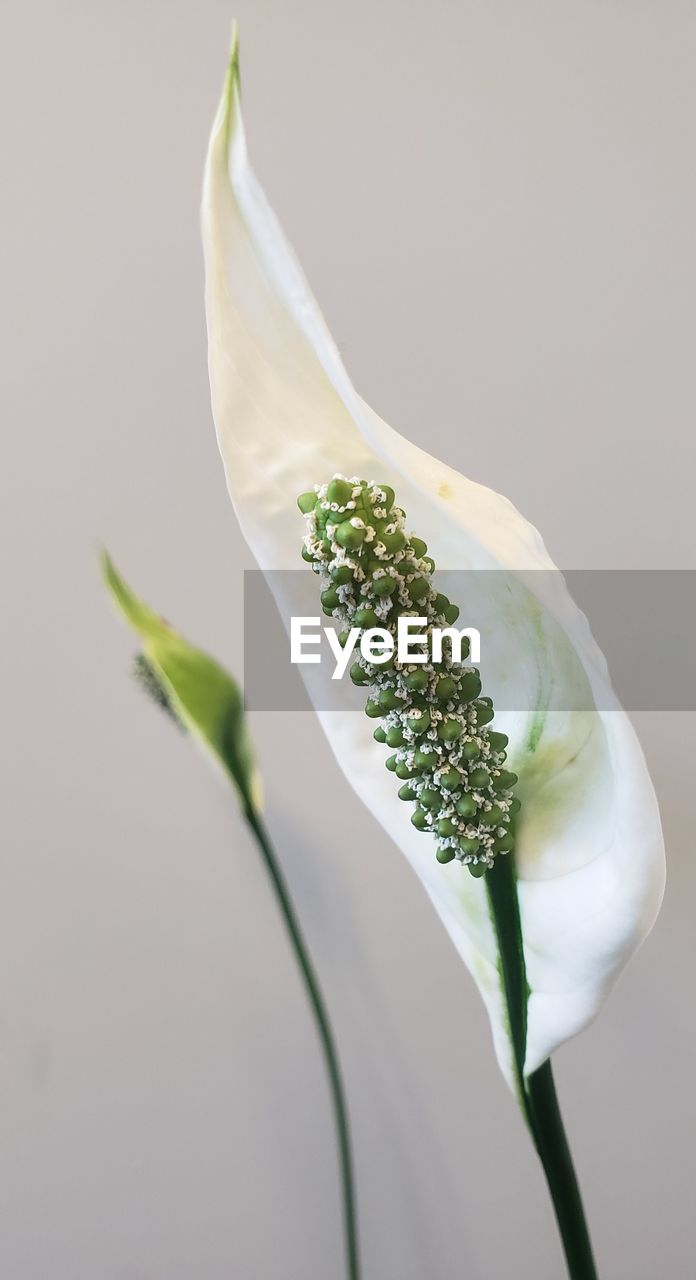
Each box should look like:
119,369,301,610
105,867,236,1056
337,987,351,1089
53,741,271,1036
1,2,694,1277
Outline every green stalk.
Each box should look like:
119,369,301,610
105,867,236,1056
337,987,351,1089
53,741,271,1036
244,805,360,1280
101,556,360,1277
486,855,598,1280
526,1060,598,1280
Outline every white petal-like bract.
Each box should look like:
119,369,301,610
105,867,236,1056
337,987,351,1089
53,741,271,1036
202,38,665,1084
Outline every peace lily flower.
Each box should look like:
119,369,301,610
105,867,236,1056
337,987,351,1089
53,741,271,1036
102,554,360,1280
202,32,665,1277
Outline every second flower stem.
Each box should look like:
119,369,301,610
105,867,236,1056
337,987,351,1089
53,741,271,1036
244,807,360,1280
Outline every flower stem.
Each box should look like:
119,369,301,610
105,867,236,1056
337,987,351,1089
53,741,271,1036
486,854,598,1280
526,1060,598,1280
244,807,360,1280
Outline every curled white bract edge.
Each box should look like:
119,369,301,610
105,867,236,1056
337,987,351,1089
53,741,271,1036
201,38,665,1086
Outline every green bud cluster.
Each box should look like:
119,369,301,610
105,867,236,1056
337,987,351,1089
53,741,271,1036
297,475,519,875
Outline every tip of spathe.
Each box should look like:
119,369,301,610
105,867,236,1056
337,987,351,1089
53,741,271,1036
228,19,240,78
99,545,116,587
226,20,241,105
218,19,242,150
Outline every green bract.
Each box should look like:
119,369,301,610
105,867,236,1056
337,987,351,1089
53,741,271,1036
102,553,261,815
299,477,517,875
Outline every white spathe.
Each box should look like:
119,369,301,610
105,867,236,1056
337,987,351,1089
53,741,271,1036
202,39,665,1085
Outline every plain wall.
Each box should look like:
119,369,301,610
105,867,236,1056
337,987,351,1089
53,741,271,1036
1,2,694,1277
